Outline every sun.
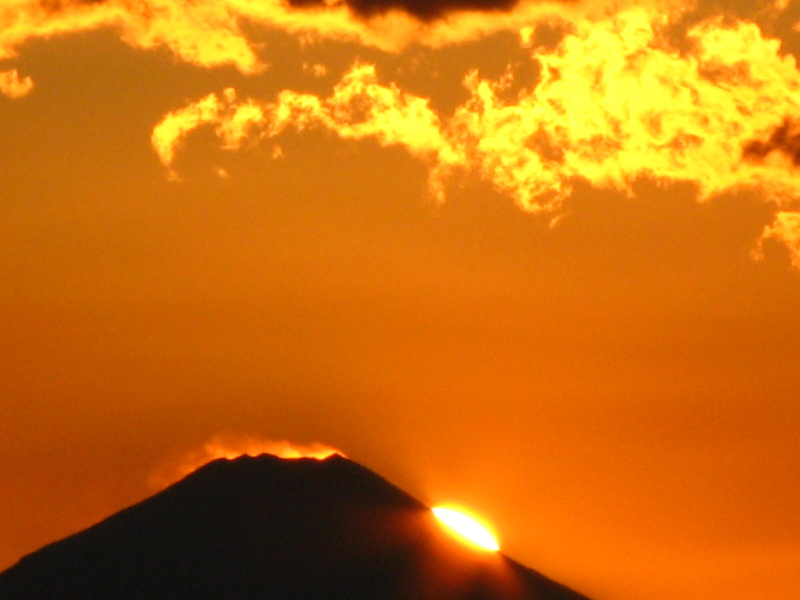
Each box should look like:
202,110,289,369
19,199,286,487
432,506,500,552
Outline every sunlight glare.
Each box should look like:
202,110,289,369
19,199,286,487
432,506,500,552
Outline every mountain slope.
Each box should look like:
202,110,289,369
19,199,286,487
0,454,592,600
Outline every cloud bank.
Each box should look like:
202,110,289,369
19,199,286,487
151,6,800,265
0,0,685,74
5,0,800,267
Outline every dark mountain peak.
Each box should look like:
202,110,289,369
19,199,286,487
181,452,412,504
0,453,592,600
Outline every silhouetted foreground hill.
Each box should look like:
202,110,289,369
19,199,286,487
0,454,592,599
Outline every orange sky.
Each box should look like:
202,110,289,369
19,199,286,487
2,1,800,599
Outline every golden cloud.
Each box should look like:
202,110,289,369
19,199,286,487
153,6,800,266
0,68,34,98
151,88,267,178
7,0,800,264
152,62,460,197
759,211,800,268
450,9,800,211
1,0,687,72
0,0,262,72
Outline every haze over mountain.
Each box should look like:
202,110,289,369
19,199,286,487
0,454,592,600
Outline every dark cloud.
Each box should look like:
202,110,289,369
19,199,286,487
43,0,105,8
743,118,800,166
288,0,522,21
38,0,107,15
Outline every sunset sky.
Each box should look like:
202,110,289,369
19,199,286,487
2,0,800,599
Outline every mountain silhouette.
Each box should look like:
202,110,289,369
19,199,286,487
0,454,592,599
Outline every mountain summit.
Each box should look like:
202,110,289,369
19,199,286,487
0,454,592,599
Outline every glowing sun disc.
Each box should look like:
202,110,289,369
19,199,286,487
432,507,500,552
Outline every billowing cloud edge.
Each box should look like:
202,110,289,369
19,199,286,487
0,68,34,98
0,0,689,73
6,1,800,267
152,6,800,266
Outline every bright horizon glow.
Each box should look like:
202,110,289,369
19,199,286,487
432,506,500,552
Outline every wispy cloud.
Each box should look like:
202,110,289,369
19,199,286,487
7,0,800,266
757,210,800,268
153,6,800,265
1,0,686,72
151,62,459,196
1,0,263,72
0,68,33,98
151,88,268,179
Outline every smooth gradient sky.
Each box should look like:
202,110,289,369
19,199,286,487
2,1,800,599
